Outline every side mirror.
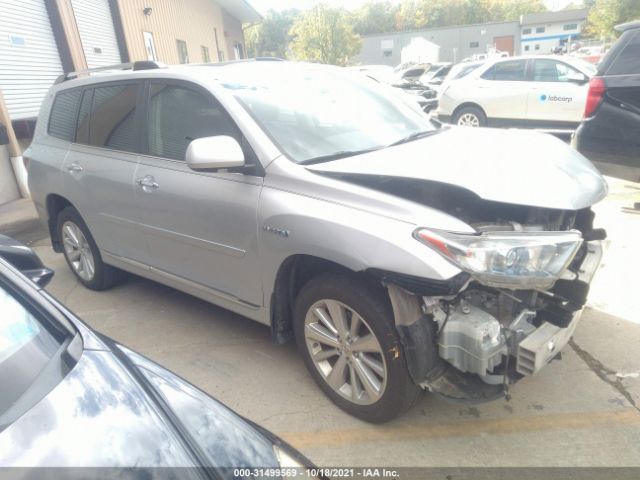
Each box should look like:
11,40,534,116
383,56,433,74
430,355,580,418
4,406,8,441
567,72,588,84
0,234,55,288
186,136,245,171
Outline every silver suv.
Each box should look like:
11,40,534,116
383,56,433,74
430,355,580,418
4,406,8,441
27,60,607,423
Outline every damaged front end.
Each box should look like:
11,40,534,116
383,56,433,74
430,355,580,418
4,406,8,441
375,206,606,403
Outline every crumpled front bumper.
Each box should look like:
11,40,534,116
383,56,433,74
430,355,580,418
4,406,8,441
515,241,603,376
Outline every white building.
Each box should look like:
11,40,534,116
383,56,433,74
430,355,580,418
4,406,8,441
520,8,589,55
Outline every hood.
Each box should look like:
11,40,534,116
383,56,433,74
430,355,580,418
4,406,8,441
307,127,608,210
0,346,279,469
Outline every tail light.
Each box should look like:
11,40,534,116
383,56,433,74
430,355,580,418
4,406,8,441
583,76,606,118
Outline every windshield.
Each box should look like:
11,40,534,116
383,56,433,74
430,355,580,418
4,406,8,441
0,280,73,429
221,64,436,163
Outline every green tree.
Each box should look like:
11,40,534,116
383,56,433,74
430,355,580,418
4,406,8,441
586,0,640,39
289,4,362,66
351,1,398,35
244,9,299,59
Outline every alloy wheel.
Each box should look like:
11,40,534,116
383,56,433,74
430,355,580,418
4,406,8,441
304,299,388,405
62,221,96,282
457,113,480,127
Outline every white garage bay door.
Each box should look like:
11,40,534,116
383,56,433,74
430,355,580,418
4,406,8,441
71,0,122,68
0,0,64,119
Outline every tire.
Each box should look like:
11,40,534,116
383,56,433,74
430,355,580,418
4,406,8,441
453,105,487,127
293,273,421,423
57,206,125,290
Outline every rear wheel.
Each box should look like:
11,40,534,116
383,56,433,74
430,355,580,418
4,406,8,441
453,106,487,127
57,206,125,290
294,273,421,423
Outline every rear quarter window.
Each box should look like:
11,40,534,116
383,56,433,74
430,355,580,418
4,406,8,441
48,90,82,141
601,30,640,75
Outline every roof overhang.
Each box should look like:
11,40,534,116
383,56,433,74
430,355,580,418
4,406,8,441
217,0,262,24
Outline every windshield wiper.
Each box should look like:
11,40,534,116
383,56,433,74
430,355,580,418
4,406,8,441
387,129,440,147
299,146,384,165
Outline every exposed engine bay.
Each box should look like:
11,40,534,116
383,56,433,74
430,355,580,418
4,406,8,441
361,176,607,401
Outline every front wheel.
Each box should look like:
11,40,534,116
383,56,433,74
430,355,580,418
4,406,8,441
294,273,421,423
453,106,487,127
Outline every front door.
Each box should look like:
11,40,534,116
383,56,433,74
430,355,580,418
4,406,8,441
526,59,589,124
133,80,263,306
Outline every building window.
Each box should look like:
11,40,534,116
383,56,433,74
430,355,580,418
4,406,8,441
536,27,545,33
563,23,578,31
535,44,540,50
524,45,530,51
176,39,189,64
383,50,392,57
201,46,211,63
523,28,531,34
469,41,479,48
233,42,244,60
143,32,157,61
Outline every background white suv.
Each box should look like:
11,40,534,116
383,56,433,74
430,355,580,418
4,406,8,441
437,55,596,131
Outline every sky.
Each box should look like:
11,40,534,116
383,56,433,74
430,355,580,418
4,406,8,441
250,0,580,14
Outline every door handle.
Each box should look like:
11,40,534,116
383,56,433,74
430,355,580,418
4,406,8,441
136,175,159,190
66,162,83,173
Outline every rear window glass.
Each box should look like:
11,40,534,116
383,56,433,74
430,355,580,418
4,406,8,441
88,84,139,152
481,60,526,81
48,90,81,141
607,31,640,75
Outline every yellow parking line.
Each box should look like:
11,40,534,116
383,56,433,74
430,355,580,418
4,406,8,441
278,408,640,450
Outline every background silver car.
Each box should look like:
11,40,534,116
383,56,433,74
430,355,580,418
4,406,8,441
27,60,607,423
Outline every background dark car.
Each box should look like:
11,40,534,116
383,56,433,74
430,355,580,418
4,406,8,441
573,21,640,183
0,236,314,478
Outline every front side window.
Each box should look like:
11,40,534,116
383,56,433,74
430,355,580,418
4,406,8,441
221,64,434,163
177,40,189,64
481,60,526,81
48,90,81,141
147,83,239,161
88,84,139,152
0,281,73,428
532,59,581,82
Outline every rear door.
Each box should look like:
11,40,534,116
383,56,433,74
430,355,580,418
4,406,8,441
526,59,589,125
132,80,264,307
476,59,529,121
61,81,147,262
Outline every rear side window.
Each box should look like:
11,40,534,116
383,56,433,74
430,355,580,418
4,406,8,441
481,60,526,81
88,84,139,152
147,83,239,161
48,90,81,141
606,31,640,75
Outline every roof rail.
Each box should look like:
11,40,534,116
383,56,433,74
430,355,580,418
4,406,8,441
54,61,166,84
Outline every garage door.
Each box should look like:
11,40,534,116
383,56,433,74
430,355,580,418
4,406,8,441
0,0,64,120
71,0,122,68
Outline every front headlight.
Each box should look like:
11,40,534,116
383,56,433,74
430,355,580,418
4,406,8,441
414,228,583,289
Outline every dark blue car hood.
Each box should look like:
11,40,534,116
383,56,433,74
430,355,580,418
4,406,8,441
0,341,279,471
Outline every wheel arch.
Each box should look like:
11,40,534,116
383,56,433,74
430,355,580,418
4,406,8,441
269,254,386,344
451,102,487,123
46,193,75,252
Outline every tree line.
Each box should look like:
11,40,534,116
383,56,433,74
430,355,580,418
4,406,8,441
244,0,640,66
